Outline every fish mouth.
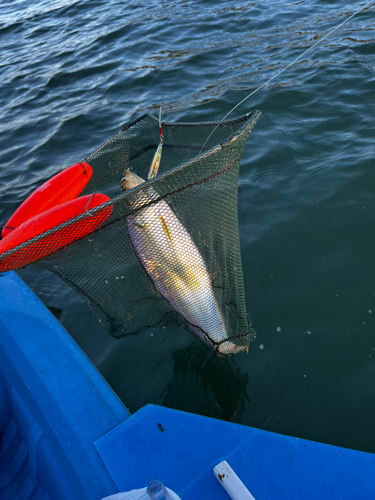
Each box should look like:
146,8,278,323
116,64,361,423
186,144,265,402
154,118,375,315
120,170,146,191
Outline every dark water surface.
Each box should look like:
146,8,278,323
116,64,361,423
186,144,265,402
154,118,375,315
1,0,375,453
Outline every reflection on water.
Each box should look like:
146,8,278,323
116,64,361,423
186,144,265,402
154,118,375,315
162,344,250,423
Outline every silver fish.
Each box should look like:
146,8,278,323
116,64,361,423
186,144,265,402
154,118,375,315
121,170,246,355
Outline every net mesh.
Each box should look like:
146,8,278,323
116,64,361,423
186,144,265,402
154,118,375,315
0,111,261,356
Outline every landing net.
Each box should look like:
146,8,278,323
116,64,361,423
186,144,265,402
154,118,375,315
0,112,261,356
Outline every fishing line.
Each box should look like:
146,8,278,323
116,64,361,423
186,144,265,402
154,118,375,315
200,1,374,151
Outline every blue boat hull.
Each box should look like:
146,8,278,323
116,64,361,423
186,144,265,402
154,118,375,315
1,271,374,499
0,271,130,500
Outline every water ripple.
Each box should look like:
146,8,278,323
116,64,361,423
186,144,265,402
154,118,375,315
2,0,375,452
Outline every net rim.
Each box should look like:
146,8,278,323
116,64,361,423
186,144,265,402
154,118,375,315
0,110,262,272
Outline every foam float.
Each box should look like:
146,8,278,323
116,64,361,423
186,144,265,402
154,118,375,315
0,162,112,271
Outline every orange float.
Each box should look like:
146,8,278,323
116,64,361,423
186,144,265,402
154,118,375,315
1,162,92,239
0,163,112,272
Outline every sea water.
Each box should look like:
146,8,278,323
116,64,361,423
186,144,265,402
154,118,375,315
1,0,375,453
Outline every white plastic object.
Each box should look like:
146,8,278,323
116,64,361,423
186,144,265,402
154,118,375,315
147,479,171,499
101,483,181,500
213,461,256,500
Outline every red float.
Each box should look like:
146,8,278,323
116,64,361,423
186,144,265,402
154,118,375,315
0,194,112,272
0,193,111,254
1,162,92,239
0,161,113,272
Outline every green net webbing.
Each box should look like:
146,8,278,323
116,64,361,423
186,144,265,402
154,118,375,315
0,111,261,356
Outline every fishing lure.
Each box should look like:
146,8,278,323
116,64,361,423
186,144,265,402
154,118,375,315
147,138,163,180
147,108,163,180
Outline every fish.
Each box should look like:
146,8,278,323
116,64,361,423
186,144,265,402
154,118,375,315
121,170,247,356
